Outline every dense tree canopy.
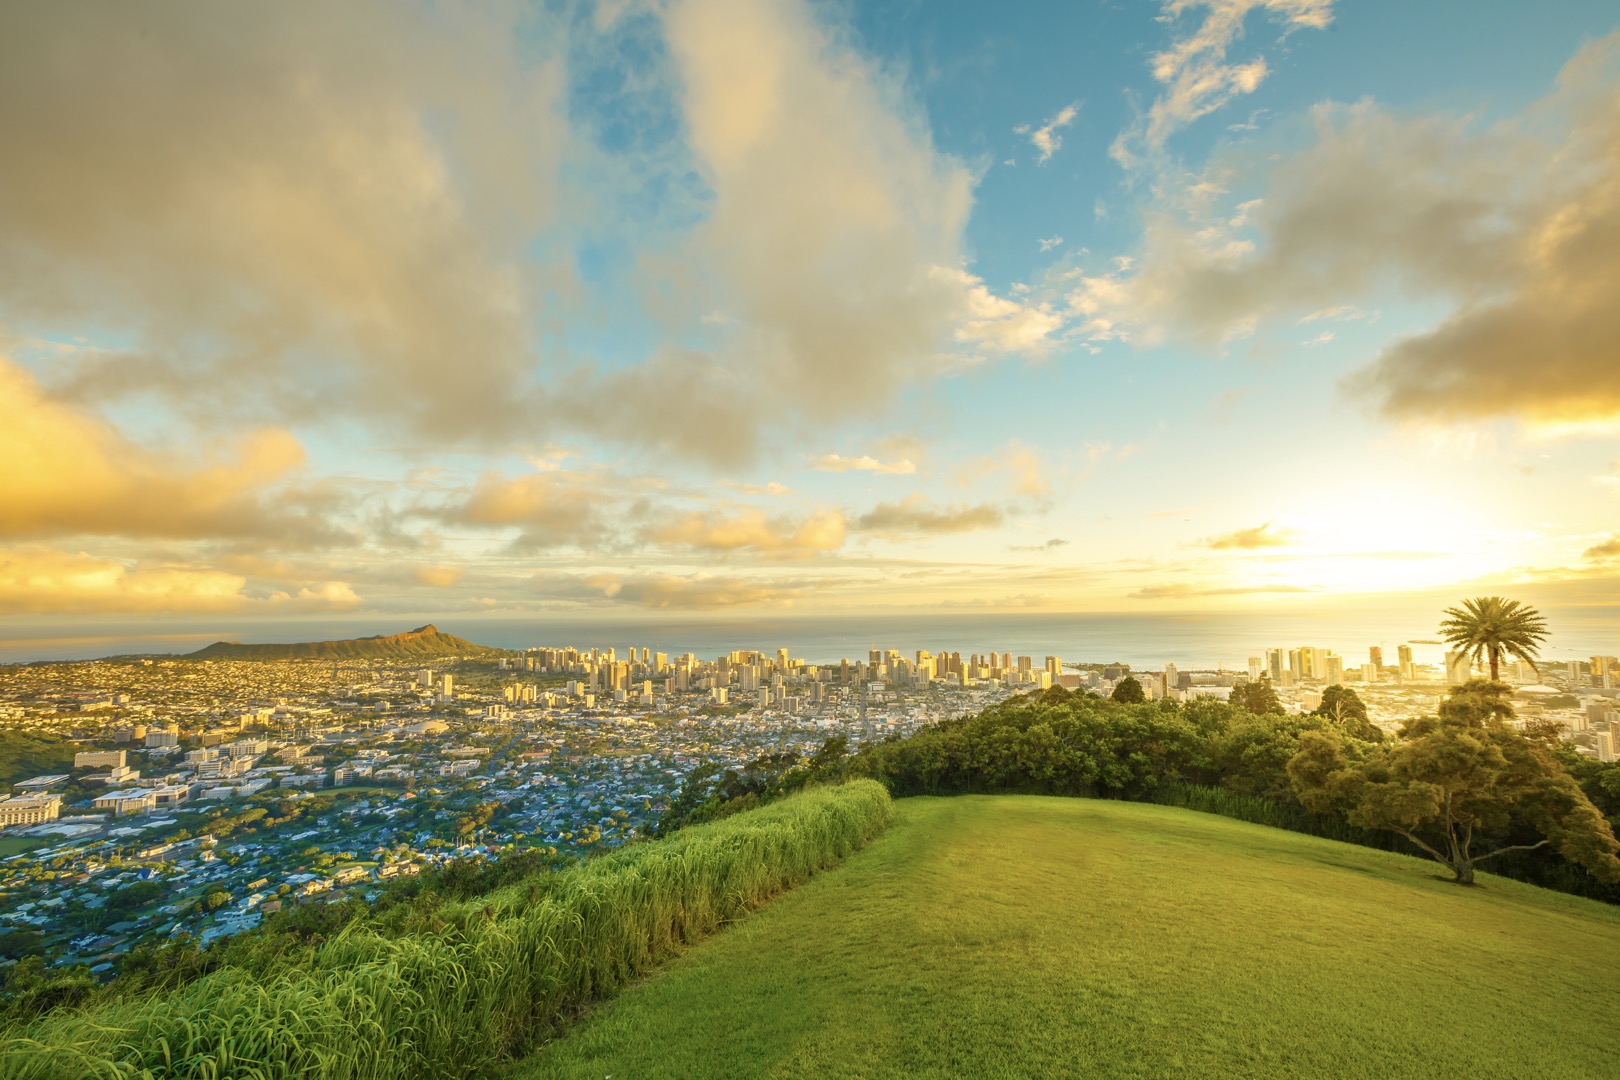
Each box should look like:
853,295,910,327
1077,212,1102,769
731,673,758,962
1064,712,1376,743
1288,681,1620,885
1110,676,1146,704
1228,677,1284,715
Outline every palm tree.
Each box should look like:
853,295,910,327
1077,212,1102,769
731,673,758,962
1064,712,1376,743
1439,596,1549,683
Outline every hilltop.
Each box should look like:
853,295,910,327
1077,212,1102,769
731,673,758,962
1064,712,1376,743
516,796,1620,1079
185,624,504,660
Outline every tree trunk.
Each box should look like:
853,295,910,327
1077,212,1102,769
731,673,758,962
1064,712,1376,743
1488,648,1500,682
1451,861,1475,885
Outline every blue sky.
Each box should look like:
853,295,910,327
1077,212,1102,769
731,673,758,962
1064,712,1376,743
2,0,1619,640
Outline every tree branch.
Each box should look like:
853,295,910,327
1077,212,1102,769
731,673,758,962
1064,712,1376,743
1469,841,1550,865
1397,830,1452,865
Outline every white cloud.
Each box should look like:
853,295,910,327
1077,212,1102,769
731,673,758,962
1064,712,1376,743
1028,102,1080,164
1038,236,1064,252
808,454,917,475
1078,34,1620,432
1112,0,1334,167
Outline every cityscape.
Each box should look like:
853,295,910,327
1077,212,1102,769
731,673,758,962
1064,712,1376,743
3,635,1616,974
3,0,1619,1075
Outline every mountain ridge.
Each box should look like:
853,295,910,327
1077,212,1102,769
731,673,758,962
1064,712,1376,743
185,624,504,660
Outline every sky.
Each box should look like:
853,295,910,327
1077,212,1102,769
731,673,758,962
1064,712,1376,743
3,0,1620,650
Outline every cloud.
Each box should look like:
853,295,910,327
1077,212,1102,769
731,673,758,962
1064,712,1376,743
1084,35,1620,433
1010,538,1069,552
663,0,969,412
0,546,360,614
958,441,1053,497
1039,236,1064,252
808,453,916,475
413,565,465,588
647,509,847,553
0,3,566,443
854,496,1004,536
721,480,793,496
436,470,603,550
942,267,1066,355
1586,536,1620,561
1028,103,1080,164
1128,582,1316,599
535,570,814,610
0,356,338,545
1112,0,1334,167
1205,522,1295,549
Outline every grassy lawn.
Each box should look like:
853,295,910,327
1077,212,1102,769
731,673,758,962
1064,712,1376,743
0,836,47,857
512,796,1620,1080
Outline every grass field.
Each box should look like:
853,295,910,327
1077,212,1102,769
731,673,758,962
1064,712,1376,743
513,796,1620,1080
0,836,48,857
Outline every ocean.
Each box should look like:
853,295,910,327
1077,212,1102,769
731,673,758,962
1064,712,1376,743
3,606,1615,669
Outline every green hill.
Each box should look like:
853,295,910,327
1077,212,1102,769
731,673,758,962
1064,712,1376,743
515,796,1620,1079
185,623,503,660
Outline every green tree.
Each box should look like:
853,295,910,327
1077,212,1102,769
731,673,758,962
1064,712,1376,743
1288,681,1620,885
1228,677,1284,715
1110,676,1146,704
1440,596,1549,682
1312,685,1381,741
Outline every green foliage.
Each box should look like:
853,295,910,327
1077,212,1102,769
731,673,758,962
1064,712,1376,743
0,731,81,789
852,691,1323,803
1109,676,1146,704
1228,676,1284,715
1312,685,1382,741
656,737,852,834
0,781,892,1078
1289,680,1620,885
1439,596,1548,681
0,960,96,1026
0,931,43,962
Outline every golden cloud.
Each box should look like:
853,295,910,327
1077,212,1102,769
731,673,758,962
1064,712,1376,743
0,2,564,442
648,510,846,554
0,357,310,541
854,496,1004,536
0,546,360,614
535,570,816,610
1205,522,1296,550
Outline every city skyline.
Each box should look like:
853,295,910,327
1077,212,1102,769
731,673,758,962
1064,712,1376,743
4,1,1620,639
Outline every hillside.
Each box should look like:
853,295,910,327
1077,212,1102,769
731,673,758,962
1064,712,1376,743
185,624,503,660
516,797,1620,1079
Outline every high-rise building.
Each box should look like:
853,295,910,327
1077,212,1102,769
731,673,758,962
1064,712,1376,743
1397,644,1415,681
1248,657,1263,682
1322,654,1344,685
1266,648,1286,683
1445,651,1473,685
1368,646,1383,670
1592,656,1617,689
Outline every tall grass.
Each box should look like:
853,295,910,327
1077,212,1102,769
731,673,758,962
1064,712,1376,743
0,780,892,1079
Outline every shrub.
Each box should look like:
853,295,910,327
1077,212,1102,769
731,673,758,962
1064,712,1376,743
0,781,892,1079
